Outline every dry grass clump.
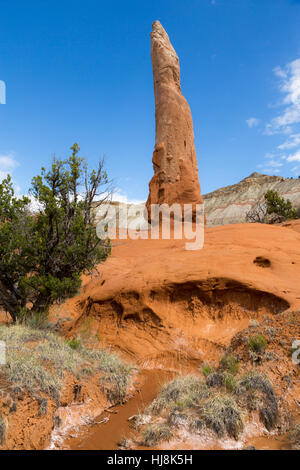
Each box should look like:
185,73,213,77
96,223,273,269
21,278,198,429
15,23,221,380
138,374,244,445
238,370,274,397
206,371,237,392
198,394,244,440
237,371,278,430
206,372,225,388
141,423,173,446
0,415,5,446
138,368,279,446
0,324,132,404
289,423,300,450
147,375,210,415
204,354,239,393
83,347,132,403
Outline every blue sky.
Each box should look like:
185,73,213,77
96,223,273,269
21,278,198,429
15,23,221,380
0,0,300,201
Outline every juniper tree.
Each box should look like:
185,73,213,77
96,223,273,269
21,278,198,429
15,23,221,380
264,190,297,220
0,143,111,322
246,189,298,224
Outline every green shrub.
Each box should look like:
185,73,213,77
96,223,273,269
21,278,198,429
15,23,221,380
224,373,237,392
264,190,298,221
202,364,214,377
0,144,111,323
248,334,267,353
66,338,82,350
219,354,239,375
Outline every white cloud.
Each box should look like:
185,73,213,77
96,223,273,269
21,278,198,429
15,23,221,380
264,152,275,159
257,157,283,171
257,150,284,174
112,189,145,205
265,159,283,168
246,117,260,128
286,149,300,162
273,66,287,79
258,167,281,174
26,195,43,213
278,133,300,150
265,58,300,135
0,154,18,170
0,153,19,181
258,58,300,177
291,165,300,174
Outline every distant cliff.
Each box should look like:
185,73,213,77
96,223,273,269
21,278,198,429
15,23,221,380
203,172,300,226
96,173,300,228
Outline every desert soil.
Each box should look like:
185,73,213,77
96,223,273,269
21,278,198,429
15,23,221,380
47,221,300,450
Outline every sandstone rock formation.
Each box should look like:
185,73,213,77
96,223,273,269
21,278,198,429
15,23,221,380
52,220,300,449
204,172,300,226
146,21,202,219
56,221,300,361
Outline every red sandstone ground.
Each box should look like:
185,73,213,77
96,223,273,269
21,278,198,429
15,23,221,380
0,370,109,450
0,221,299,449
47,221,299,450
54,222,300,365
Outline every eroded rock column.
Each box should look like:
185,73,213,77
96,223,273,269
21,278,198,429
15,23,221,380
146,21,202,220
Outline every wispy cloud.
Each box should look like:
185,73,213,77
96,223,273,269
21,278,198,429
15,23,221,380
278,133,300,150
253,57,300,176
112,188,145,205
286,149,300,162
265,59,300,135
257,156,283,174
256,150,285,175
246,117,260,128
264,159,283,168
264,152,276,159
0,153,19,181
257,166,281,174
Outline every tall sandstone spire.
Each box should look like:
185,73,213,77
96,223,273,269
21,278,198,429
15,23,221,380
146,20,202,219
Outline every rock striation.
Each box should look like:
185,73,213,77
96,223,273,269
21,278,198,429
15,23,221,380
146,21,202,219
204,172,300,226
